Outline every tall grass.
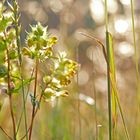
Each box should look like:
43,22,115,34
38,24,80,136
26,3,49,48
130,0,140,139
107,33,117,139
80,27,131,139
130,0,140,84
104,0,131,140
106,32,112,140
104,0,112,139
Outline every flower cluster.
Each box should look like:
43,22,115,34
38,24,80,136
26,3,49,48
43,52,78,100
22,23,57,60
22,23,78,100
0,2,78,100
0,2,19,94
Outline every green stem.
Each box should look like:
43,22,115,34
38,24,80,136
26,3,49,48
115,92,130,140
20,93,43,140
130,0,140,138
16,69,34,135
130,0,140,83
80,32,130,140
109,74,131,140
12,1,28,139
106,31,112,140
7,49,16,140
105,0,112,139
105,0,108,31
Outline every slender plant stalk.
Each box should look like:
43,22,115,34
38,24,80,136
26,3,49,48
20,93,43,140
130,1,140,139
16,69,34,135
92,51,98,140
9,95,16,140
93,83,98,140
104,0,112,139
11,1,28,139
29,58,39,140
12,0,22,63
7,49,16,140
80,32,130,140
105,0,108,31
76,44,81,140
130,0,140,83
107,33,117,139
109,74,130,140
0,126,13,140
106,32,112,140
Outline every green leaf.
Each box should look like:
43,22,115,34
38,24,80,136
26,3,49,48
107,32,130,140
43,75,52,84
22,47,32,57
9,50,18,59
0,17,12,32
0,64,7,78
0,37,7,51
11,77,35,93
0,51,5,64
47,37,57,47
7,1,14,12
30,94,37,107
0,102,3,112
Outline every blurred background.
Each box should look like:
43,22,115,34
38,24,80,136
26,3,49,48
0,0,140,139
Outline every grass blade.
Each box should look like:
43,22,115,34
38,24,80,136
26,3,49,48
107,32,117,139
130,0,140,138
106,31,112,140
130,0,140,83
109,73,130,140
104,0,112,139
79,32,130,140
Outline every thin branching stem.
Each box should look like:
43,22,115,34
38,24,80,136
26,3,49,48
16,68,34,135
11,1,28,139
29,58,39,140
7,48,16,140
79,32,107,62
0,126,13,140
20,93,43,140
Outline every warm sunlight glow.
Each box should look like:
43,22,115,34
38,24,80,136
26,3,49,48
50,0,63,13
115,19,129,34
118,42,134,57
95,77,107,93
90,0,104,23
102,0,118,13
77,70,89,85
79,93,95,105
120,0,130,6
